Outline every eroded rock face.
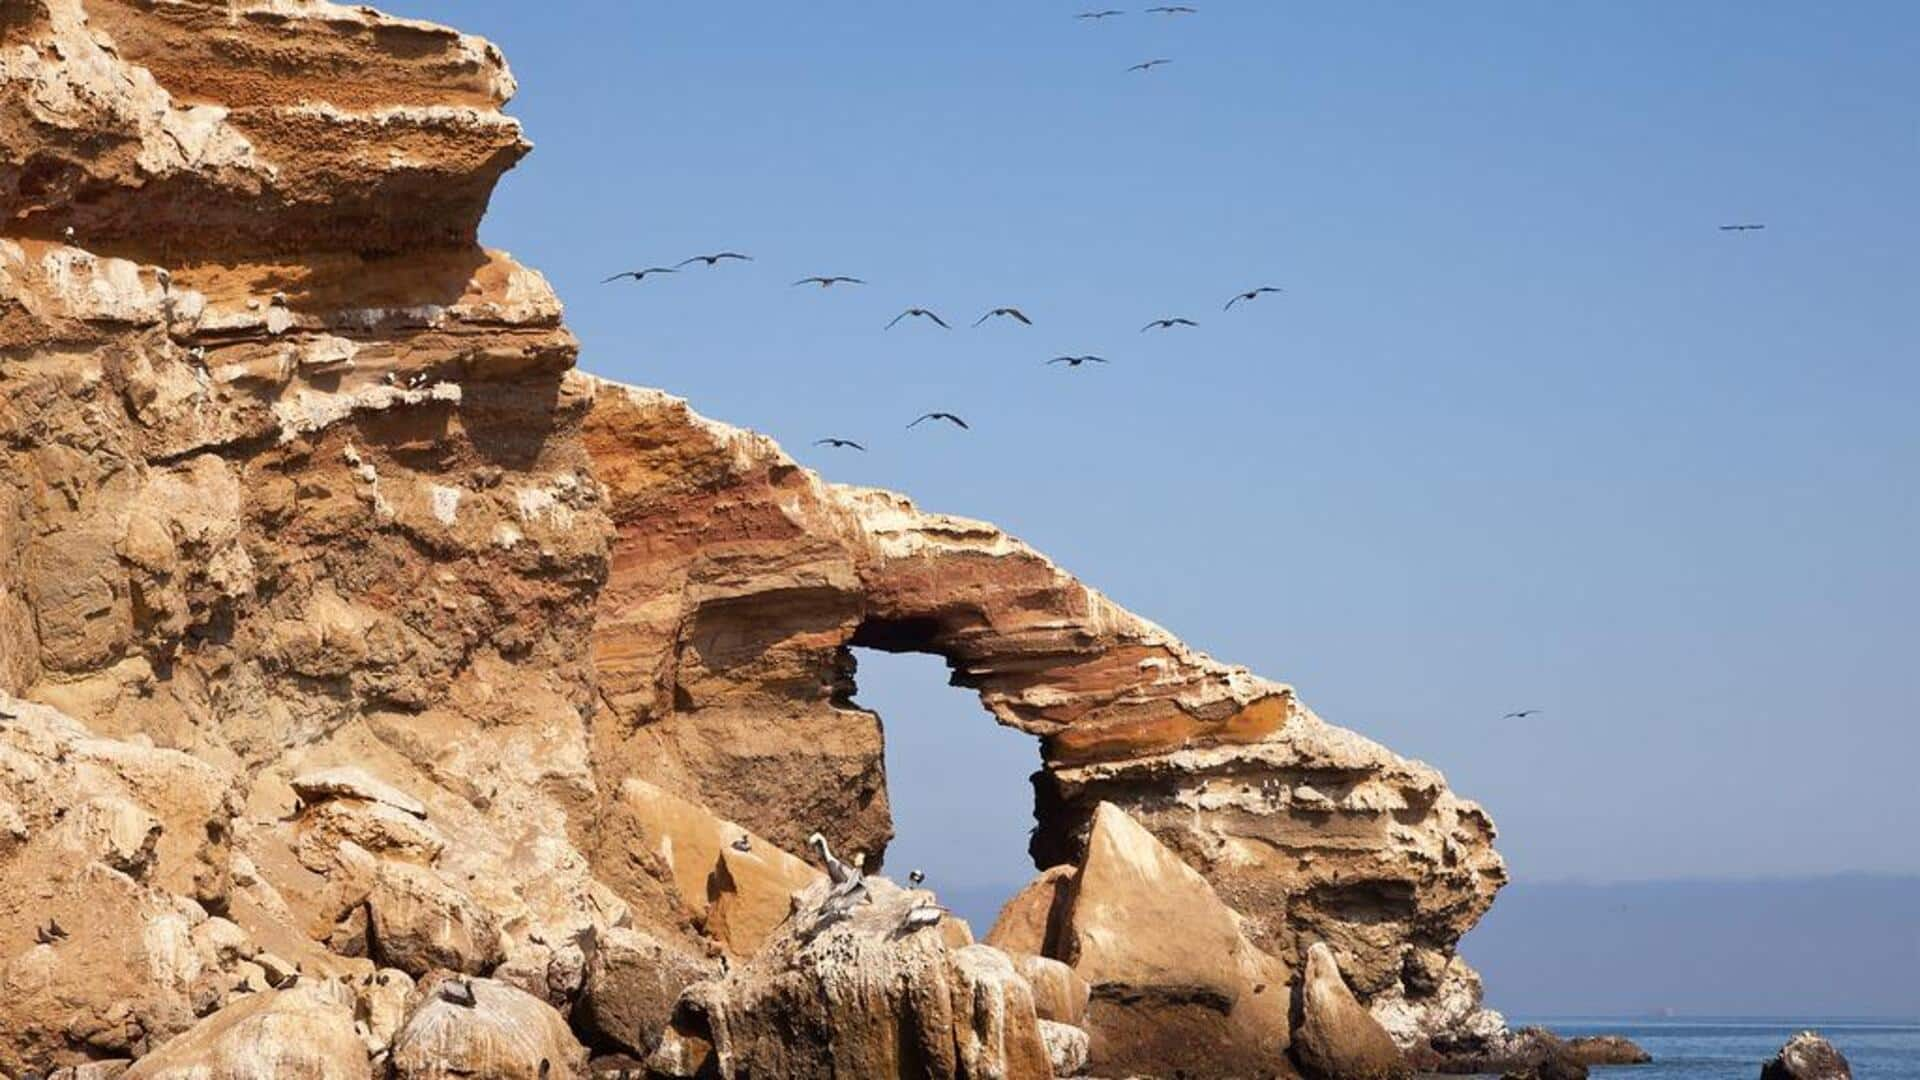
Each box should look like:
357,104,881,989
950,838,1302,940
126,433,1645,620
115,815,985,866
582,380,1508,1027
2,0,1512,1072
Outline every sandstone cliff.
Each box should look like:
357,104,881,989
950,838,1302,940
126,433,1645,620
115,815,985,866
2,2,1509,1075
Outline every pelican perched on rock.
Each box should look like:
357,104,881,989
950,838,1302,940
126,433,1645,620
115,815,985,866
900,904,947,933
807,831,856,887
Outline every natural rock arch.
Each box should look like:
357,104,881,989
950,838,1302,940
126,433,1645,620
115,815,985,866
582,380,1506,1007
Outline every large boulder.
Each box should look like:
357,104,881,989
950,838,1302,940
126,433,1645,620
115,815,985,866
1761,1032,1852,1080
573,926,714,1059
388,973,589,1080
365,860,504,977
648,876,1052,1079
1293,942,1409,1080
121,982,368,1080
1052,801,1295,1078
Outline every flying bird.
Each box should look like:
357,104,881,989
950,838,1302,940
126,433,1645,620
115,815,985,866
793,275,866,288
973,307,1032,327
1225,286,1283,310
1141,317,1198,332
1048,355,1108,367
1128,59,1173,72
887,308,950,330
813,438,867,451
601,267,678,283
730,834,752,853
676,252,753,267
908,870,926,886
1718,224,1766,232
1502,709,1542,720
1076,9,1125,18
1147,5,1198,11
908,412,969,430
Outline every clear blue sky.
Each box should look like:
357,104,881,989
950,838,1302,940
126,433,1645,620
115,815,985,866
386,3,1918,897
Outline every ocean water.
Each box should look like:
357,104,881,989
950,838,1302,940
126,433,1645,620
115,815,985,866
1521,1018,1920,1079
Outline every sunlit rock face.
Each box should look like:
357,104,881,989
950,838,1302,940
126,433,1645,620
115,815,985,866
2,0,1508,1074
584,379,1508,1022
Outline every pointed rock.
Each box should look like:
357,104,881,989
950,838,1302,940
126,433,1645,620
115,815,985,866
1293,942,1410,1080
1057,801,1294,1077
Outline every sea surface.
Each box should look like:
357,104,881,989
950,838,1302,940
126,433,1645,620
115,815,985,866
1518,1017,1920,1079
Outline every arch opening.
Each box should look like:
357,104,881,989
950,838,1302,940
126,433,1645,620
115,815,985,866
848,645,1044,933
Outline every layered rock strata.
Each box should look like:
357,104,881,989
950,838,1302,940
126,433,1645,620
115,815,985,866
2,0,1512,1074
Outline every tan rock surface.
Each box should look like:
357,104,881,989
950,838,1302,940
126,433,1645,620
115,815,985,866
389,973,588,1080
1294,942,1410,1080
1053,801,1295,1077
121,981,369,1080
649,876,1053,1079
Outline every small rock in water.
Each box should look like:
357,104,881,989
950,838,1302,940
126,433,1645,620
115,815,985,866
1761,1031,1852,1080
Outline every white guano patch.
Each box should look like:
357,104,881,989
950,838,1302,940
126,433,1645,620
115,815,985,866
429,485,461,527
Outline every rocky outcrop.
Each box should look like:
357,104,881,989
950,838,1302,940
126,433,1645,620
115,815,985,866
995,801,1295,1077
1293,943,1410,1080
649,876,1055,1079
1565,1034,1651,1066
1761,1032,1852,1080
2,0,1514,1074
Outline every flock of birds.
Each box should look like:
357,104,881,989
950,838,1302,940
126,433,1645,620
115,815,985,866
604,248,1288,449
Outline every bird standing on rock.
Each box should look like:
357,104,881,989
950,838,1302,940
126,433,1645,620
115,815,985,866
731,834,752,853
440,978,478,1008
908,869,926,886
900,905,948,933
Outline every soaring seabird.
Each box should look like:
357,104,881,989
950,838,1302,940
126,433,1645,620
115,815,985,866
676,252,753,267
1718,224,1766,231
792,276,866,288
1141,317,1198,331
1224,286,1283,310
1147,5,1198,12
1048,355,1107,367
908,412,969,430
973,307,1033,327
1501,709,1542,719
813,438,866,451
601,267,678,283
1127,59,1174,73
1076,9,1125,18
887,308,950,330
